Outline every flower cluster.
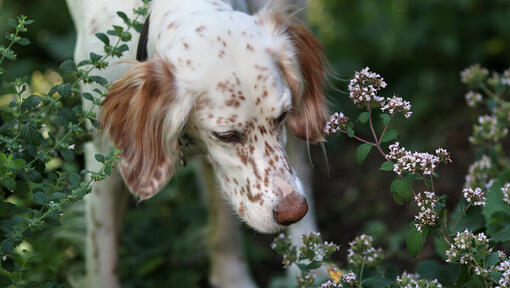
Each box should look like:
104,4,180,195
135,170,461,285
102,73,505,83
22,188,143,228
346,234,383,267
381,96,413,118
342,272,357,285
387,142,451,176
396,272,443,288
271,233,297,267
462,187,486,206
445,230,491,272
348,67,387,107
414,191,439,232
460,64,489,86
324,112,350,135
496,260,510,288
465,91,483,107
296,272,316,288
299,232,340,262
271,232,339,271
503,68,510,86
464,155,493,188
502,183,510,205
321,280,342,288
469,115,509,144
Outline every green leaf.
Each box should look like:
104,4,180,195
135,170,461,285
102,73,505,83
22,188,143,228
485,252,499,268
407,223,427,257
393,192,403,205
357,112,369,124
467,275,484,288
89,75,108,86
17,37,30,46
95,154,105,163
90,52,103,62
59,59,77,72
381,129,399,143
33,191,48,205
379,113,391,125
0,257,14,273
356,143,373,164
3,177,16,190
21,95,41,111
59,148,75,161
68,172,81,185
391,178,412,201
117,11,130,25
380,161,394,171
26,169,43,183
95,32,110,46
7,18,17,28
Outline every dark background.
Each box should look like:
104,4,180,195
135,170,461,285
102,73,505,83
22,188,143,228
1,0,510,286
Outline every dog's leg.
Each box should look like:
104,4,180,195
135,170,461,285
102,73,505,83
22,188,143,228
83,141,129,288
199,159,258,288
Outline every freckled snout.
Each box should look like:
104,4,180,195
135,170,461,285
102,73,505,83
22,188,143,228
273,178,308,226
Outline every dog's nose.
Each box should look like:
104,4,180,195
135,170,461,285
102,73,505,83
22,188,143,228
273,192,308,226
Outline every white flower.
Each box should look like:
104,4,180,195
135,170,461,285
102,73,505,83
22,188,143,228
348,67,387,107
502,183,510,205
324,112,350,135
341,272,357,285
381,95,412,118
462,187,486,206
68,144,75,150
465,91,483,107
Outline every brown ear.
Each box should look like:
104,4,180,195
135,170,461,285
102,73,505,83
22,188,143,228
100,58,179,199
284,23,328,143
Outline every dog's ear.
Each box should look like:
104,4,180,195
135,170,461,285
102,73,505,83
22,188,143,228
284,22,328,143
100,57,191,199
257,6,328,143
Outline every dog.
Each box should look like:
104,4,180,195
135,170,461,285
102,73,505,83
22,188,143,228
66,0,327,286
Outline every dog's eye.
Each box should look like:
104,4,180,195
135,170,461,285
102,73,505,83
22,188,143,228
275,111,288,125
212,130,243,143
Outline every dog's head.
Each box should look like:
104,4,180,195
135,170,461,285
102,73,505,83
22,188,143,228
100,2,328,233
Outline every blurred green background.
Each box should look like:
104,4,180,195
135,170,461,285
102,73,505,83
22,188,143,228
1,0,510,287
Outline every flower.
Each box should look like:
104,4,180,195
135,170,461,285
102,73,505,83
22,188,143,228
387,143,450,176
496,260,510,288
502,183,510,205
462,187,486,206
469,115,508,144
321,280,343,288
341,272,357,285
464,155,493,188
381,95,412,118
445,230,491,270
324,112,350,135
414,191,439,232
465,91,483,107
348,67,387,107
347,234,383,267
460,64,489,86
396,272,443,288
502,68,510,86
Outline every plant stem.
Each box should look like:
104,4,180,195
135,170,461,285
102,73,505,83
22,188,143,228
358,259,365,288
452,203,471,231
368,107,388,159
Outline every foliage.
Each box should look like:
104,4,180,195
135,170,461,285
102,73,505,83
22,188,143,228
275,66,510,287
0,1,152,285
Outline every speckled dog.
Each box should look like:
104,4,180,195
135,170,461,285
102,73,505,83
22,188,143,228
67,0,327,287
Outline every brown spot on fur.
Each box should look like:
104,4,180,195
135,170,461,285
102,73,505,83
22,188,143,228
246,44,254,51
239,202,246,217
225,99,240,108
236,148,248,165
183,42,189,49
